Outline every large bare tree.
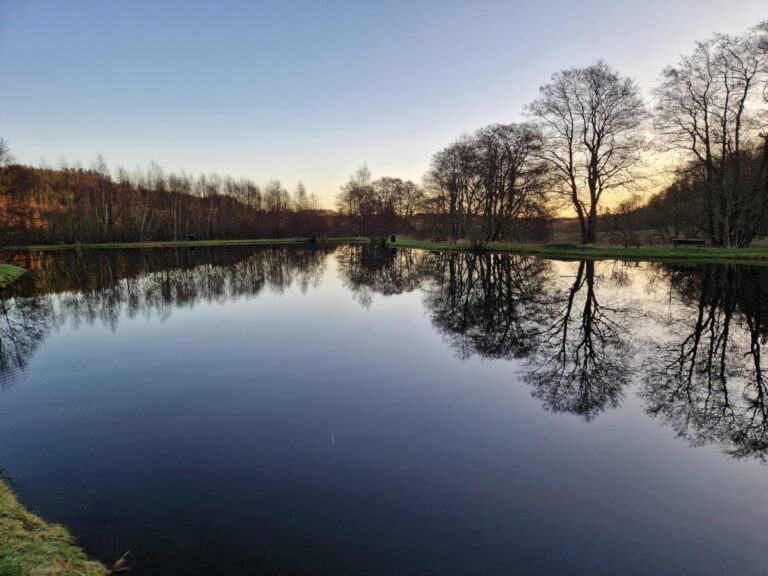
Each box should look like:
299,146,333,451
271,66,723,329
527,61,646,244
653,23,768,247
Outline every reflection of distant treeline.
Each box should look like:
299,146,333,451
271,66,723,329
5,245,332,301
335,244,431,307
0,246,332,382
4,246,768,460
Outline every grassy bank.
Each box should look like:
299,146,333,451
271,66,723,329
0,237,368,252
0,264,26,288
5,236,768,264
0,480,106,576
389,239,768,264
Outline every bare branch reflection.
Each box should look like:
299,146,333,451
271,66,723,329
424,253,549,360
0,245,333,385
336,244,431,308
524,260,636,420
642,264,768,460
342,249,638,420
6,246,768,460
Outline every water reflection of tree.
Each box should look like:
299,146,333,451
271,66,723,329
339,251,768,455
422,256,635,419
336,244,431,308
642,264,768,460
0,287,52,387
12,244,768,460
342,250,637,420
424,253,550,360
0,245,333,384
523,260,635,420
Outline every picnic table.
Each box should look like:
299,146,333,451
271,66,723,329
672,238,706,246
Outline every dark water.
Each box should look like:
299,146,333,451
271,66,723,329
1,245,768,575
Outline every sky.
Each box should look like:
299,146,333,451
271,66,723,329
0,0,766,207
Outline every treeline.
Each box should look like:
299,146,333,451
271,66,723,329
335,125,551,244
0,156,342,245
1,20,766,247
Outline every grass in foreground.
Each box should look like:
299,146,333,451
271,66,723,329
0,264,26,288
0,480,106,576
1,237,368,252
389,239,768,264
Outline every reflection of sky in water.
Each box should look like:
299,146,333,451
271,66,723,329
0,246,767,576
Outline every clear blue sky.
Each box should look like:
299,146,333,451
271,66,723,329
1,0,765,206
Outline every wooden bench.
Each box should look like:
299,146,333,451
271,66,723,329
672,238,706,246
431,236,447,243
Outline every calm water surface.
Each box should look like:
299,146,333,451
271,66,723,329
1,245,767,575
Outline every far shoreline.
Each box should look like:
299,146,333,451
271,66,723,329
387,239,768,265
0,237,369,252
1,237,768,266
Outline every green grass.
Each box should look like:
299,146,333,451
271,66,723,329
0,480,107,576
6,236,768,264
389,239,768,264
0,264,26,287
0,237,368,252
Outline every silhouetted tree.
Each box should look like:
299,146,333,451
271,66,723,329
527,61,647,244
336,167,424,238
653,22,768,247
424,136,481,241
608,194,644,247
425,123,547,244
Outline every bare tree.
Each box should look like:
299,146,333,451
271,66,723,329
396,179,424,233
0,138,14,168
653,23,768,247
425,136,482,241
473,123,546,242
527,61,647,244
608,194,644,247
336,166,375,235
425,123,547,243
263,179,289,237
92,153,111,240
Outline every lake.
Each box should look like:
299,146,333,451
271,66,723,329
1,244,767,575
